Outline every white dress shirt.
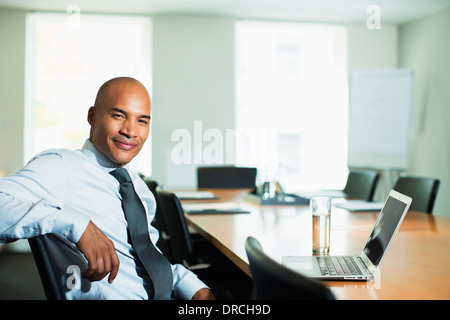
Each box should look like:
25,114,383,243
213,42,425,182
0,139,207,299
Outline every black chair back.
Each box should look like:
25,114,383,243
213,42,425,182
245,237,335,300
197,166,257,189
155,189,194,265
28,233,89,300
142,177,174,262
393,176,440,213
343,170,379,201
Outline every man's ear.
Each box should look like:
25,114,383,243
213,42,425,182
87,106,95,125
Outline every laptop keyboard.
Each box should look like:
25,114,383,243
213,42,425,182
317,256,363,276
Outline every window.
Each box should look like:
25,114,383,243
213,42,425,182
25,12,152,175
235,21,348,191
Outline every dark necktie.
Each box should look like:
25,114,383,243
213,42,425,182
110,167,173,300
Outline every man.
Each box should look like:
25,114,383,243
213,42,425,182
0,77,214,300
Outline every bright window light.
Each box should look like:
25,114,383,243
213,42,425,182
235,21,348,191
25,12,152,175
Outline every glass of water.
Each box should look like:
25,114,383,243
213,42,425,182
311,197,332,255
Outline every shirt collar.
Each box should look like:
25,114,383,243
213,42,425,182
81,139,130,171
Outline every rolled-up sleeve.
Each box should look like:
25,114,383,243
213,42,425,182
171,264,210,300
51,204,91,243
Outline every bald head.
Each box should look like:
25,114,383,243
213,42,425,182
94,77,150,110
88,77,151,166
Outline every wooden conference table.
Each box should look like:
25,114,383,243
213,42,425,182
180,189,450,300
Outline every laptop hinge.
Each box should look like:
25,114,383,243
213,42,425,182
357,256,371,275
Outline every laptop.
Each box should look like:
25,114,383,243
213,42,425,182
282,189,412,281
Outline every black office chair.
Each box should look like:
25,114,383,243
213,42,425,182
154,189,200,267
393,176,440,214
245,237,335,300
197,166,257,189
343,170,380,201
155,189,253,299
28,233,90,300
142,177,174,262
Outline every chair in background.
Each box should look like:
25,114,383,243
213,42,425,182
28,233,89,300
245,237,335,300
155,189,253,299
154,188,234,268
154,189,201,267
343,170,380,201
141,176,174,262
393,176,440,214
197,166,257,189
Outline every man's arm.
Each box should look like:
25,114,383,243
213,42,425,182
76,220,120,283
191,288,216,300
0,153,89,243
0,152,119,284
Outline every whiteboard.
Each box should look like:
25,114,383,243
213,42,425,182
347,69,413,169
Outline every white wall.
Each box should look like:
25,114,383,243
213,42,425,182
347,23,398,71
151,15,235,188
346,23,399,201
399,7,450,217
0,8,26,175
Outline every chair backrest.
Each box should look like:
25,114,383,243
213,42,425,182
155,189,194,265
245,237,335,300
343,170,380,201
197,166,257,189
142,177,174,262
28,233,89,300
393,176,440,214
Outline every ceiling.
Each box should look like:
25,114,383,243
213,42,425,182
1,0,450,24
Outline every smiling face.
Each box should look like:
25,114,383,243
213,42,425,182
87,78,151,167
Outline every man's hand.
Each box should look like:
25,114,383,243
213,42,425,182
191,288,216,300
76,220,120,284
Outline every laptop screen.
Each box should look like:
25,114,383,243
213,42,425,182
363,195,408,266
